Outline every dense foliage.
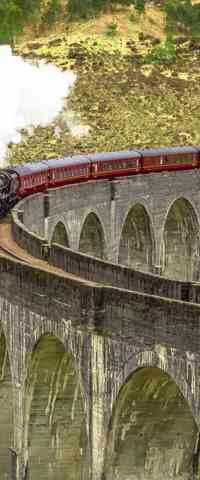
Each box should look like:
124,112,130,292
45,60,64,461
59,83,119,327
0,0,146,43
1,0,200,45
0,0,60,43
164,0,200,37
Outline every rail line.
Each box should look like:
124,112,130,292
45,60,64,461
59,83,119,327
0,244,30,262
0,216,99,286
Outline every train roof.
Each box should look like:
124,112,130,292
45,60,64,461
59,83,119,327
7,161,48,176
46,155,90,168
7,146,200,176
47,150,141,168
138,146,198,156
88,150,140,161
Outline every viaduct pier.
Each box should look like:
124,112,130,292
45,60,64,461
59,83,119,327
0,168,200,479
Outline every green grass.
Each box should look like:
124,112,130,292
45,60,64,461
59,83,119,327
10,17,200,164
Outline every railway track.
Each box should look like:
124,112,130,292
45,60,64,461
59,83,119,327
0,216,98,286
0,243,30,262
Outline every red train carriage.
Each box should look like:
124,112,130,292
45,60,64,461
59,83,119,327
7,162,49,197
3,146,200,216
89,150,141,179
47,155,91,188
140,146,199,173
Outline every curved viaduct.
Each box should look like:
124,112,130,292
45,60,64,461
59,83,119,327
1,168,200,479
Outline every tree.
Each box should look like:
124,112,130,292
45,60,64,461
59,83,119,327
0,1,23,46
67,0,111,19
163,0,200,37
16,0,41,19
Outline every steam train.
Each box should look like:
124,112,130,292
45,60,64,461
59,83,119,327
1,145,200,216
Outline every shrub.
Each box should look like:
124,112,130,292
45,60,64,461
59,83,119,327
134,0,145,14
129,12,137,23
67,0,105,19
144,36,176,64
0,0,24,45
105,21,118,36
163,0,200,37
41,0,61,27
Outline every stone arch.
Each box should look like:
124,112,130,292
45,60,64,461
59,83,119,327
79,211,106,259
103,366,199,480
118,203,154,271
0,325,13,479
23,333,87,480
51,221,69,247
161,197,199,280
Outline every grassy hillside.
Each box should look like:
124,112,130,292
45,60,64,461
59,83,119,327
10,3,200,163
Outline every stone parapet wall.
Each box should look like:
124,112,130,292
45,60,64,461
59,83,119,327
11,197,200,304
6,172,200,480
12,208,45,259
0,248,200,479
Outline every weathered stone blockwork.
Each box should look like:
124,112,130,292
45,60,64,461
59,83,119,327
16,169,200,280
6,167,200,479
1,254,200,479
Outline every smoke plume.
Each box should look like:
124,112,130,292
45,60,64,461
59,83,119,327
0,45,79,166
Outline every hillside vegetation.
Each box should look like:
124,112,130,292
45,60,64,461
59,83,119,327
3,0,200,163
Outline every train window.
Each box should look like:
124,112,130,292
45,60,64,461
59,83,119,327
108,163,113,171
176,154,194,163
120,160,137,169
113,162,120,170
163,154,194,164
101,162,110,171
79,166,87,175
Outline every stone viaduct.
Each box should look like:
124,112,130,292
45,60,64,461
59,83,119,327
1,168,200,480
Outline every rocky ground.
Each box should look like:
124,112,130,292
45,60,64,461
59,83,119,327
10,6,200,164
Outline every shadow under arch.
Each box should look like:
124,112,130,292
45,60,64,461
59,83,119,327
79,211,106,259
118,203,154,272
23,333,87,480
0,325,13,478
103,366,199,480
161,197,199,281
51,221,69,247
